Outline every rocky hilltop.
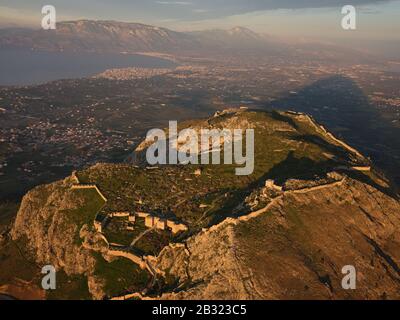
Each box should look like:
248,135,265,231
2,109,400,300
0,20,196,53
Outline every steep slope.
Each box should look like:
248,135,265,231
153,177,400,300
3,109,400,300
0,20,363,61
188,27,281,51
0,20,198,53
0,21,279,54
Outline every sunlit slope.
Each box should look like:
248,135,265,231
5,109,399,300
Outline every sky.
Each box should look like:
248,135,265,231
0,0,399,52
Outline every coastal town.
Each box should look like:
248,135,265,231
1,57,400,201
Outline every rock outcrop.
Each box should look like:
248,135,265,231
10,177,106,298
151,177,400,300
4,109,400,300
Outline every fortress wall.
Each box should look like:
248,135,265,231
70,184,108,202
134,214,188,233
107,249,146,269
166,220,188,234
71,171,80,184
111,212,130,218
145,216,154,228
110,244,191,300
94,214,110,233
200,177,347,237
265,179,283,191
144,259,159,277
336,165,371,172
293,113,365,159
137,212,150,218
156,219,166,230
324,130,364,158
111,292,144,301
290,178,346,194
352,166,371,172
98,233,109,246
94,221,102,233
106,178,348,300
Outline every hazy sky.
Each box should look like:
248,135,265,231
0,0,399,44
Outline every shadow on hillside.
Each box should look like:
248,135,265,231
269,152,394,198
336,169,398,200
207,152,334,226
270,110,299,129
268,75,400,189
293,134,353,163
207,150,397,227
265,151,334,183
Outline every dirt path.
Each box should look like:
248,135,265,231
130,226,156,247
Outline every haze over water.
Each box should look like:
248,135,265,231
0,49,177,86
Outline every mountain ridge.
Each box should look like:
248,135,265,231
0,20,271,53
2,109,399,300
0,19,372,62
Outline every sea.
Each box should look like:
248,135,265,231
0,49,177,86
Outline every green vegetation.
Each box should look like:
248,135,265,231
0,236,41,285
134,229,173,256
74,111,367,247
71,110,372,292
64,188,106,228
46,271,91,300
103,217,136,246
93,253,150,298
61,188,106,245
0,202,20,231
1,109,390,300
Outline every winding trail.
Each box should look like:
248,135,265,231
130,226,156,247
109,176,348,300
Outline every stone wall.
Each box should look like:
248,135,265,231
70,184,108,202
291,112,366,160
107,248,146,270
71,170,80,184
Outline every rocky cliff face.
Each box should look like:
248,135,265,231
10,176,108,299
152,177,400,299
4,109,400,300
13,179,84,271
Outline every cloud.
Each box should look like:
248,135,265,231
186,0,390,18
193,9,209,13
101,0,395,22
359,7,382,13
150,0,394,20
0,0,395,26
155,1,192,5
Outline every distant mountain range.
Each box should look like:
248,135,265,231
0,20,372,62
0,20,279,54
